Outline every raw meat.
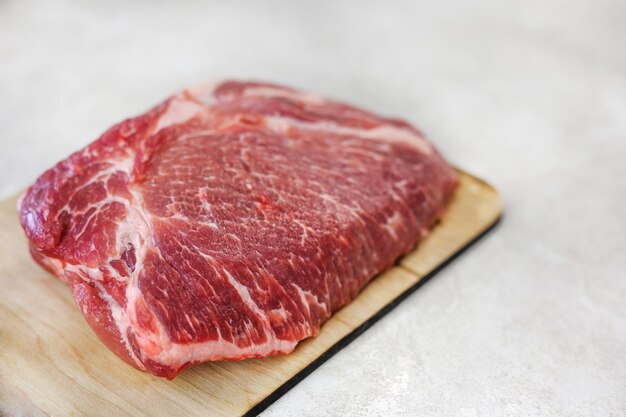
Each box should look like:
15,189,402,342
18,80,458,379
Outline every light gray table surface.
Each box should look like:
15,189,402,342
1,1,625,416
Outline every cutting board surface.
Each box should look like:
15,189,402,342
0,171,501,417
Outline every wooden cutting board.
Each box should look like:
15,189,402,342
0,170,501,417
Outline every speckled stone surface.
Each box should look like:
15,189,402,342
1,1,625,415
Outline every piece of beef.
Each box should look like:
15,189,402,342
18,80,458,379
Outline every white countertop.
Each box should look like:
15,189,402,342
1,0,625,415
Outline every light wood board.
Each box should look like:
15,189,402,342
0,170,501,417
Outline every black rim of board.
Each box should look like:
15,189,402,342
244,213,503,417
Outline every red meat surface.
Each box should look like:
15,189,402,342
18,80,458,379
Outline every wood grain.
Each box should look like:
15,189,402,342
0,170,501,417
